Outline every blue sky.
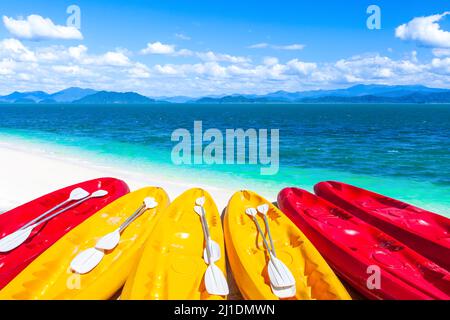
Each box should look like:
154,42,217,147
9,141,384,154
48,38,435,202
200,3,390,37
0,0,449,96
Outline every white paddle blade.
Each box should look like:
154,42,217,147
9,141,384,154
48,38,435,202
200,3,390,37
271,284,296,299
203,240,221,264
205,264,229,296
70,248,105,274
268,255,296,288
257,204,269,215
70,188,90,201
92,190,108,198
194,205,204,216
245,207,258,217
196,197,206,207
95,229,121,250
144,197,158,209
0,226,33,253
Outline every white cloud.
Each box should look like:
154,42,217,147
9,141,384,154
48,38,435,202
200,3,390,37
263,57,279,66
273,44,305,50
0,38,36,62
286,59,317,75
248,43,305,50
431,57,450,74
1,36,450,96
248,43,269,49
68,45,88,60
98,51,131,66
154,64,179,75
173,48,193,57
140,42,176,55
0,58,15,75
196,51,250,64
52,65,93,76
395,12,450,48
128,63,151,78
140,42,194,57
3,15,83,41
175,33,191,41
432,48,450,57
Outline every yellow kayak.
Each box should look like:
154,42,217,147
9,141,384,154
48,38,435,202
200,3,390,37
121,188,227,300
0,187,169,300
224,190,351,300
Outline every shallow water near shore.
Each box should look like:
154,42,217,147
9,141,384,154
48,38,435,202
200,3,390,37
0,103,449,215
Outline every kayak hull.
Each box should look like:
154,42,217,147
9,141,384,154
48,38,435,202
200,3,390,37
225,190,351,300
121,188,227,300
0,187,168,300
314,181,450,270
278,187,450,300
0,177,129,290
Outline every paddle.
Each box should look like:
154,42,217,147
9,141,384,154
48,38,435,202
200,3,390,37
194,197,221,263
257,204,276,256
70,197,158,274
245,207,296,297
0,190,108,253
21,187,90,230
194,197,229,296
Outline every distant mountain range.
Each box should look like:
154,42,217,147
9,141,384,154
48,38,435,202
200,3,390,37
1,84,450,104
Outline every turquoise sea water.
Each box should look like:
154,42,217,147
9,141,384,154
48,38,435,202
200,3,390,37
0,103,449,215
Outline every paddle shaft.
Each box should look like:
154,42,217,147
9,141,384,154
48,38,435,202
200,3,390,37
199,206,214,264
119,203,146,232
20,198,71,230
27,196,94,230
252,216,286,276
252,216,272,254
262,215,277,257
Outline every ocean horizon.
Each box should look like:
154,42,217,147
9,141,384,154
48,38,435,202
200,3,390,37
1,103,449,216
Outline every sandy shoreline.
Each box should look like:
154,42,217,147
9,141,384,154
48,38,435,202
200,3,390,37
0,143,247,213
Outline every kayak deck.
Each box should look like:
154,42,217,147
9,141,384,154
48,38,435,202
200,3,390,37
121,188,227,300
314,181,450,270
278,187,450,300
0,187,168,300
0,177,129,290
225,190,351,300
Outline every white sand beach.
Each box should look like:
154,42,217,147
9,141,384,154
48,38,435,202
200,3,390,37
0,142,254,214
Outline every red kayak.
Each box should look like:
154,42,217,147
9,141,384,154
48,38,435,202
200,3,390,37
0,178,129,289
278,187,450,300
314,181,450,270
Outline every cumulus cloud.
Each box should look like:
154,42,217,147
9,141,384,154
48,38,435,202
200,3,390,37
140,42,176,55
196,51,250,64
140,42,194,57
395,12,450,48
3,15,83,41
263,57,279,66
248,43,305,50
1,37,450,96
0,38,36,62
286,59,317,75
431,57,450,74
139,42,251,64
